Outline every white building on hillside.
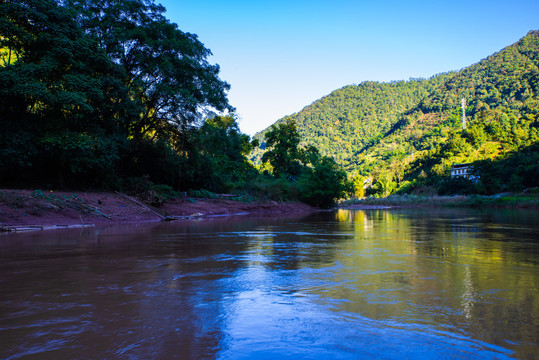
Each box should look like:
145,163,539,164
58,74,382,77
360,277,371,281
450,162,476,180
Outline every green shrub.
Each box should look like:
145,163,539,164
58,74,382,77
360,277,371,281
298,156,352,208
243,176,299,202
189,189,218,199
152,184,177,200
438,177,475,195
395,180,415,194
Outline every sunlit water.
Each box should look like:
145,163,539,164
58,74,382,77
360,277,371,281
1,208,538,359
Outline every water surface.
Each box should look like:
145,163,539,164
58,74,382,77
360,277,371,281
1,208,538,359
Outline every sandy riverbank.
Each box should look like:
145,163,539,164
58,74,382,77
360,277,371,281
0,189,316,228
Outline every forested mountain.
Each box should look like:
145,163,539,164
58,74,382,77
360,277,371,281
254,30,539,196
253,74,453,168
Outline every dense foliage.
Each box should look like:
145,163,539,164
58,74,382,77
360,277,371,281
0,0,349,207
395,31,539,195
252,75,452,169
260,121,351,208
254,31,539,197
4,1,535,202
0,0,232,190
0,0,132,187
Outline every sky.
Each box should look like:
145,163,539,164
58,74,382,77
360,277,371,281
159,0,538,135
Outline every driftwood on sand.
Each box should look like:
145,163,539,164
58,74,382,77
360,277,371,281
1,224,95,233
115,191,167,220
114,191,203,221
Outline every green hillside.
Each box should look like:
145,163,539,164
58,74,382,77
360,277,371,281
252,74,453,168
254,30,539,196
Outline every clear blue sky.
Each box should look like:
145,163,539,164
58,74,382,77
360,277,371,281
159,0,538,135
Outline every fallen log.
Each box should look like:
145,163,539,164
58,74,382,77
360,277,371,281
161,213,206,222
80,203,111,219
217,194,240,198
162,215,189,221
114,191,166,220
0,224,95,233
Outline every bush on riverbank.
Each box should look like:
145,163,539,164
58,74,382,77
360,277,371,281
258,120,352,208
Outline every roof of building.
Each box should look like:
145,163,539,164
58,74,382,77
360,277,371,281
451,163,473,169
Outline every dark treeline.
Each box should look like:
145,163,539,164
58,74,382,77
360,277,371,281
0,0,350,207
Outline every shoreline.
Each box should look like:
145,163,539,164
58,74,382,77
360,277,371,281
3,190,538,232
338,193,539,209
0,189,316,231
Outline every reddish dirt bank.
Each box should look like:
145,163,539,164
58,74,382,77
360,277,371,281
0,189,316,227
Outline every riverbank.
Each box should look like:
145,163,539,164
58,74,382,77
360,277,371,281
0,189,315,229
339,192,539,209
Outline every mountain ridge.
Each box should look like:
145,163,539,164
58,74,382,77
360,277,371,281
252,30,539,194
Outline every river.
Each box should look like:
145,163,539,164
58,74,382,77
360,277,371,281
0,208,538,359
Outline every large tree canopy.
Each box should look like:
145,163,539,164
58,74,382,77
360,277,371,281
66,0,233,140
0,0,131,131
0,0,133,185
0,0,234,187
261,120,304,179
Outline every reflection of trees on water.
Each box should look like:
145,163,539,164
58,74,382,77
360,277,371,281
1,210,537,359
326,208,539,358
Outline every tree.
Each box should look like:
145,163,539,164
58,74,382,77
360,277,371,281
66,0,233,141
261,120,303,179
352,174,366,198
0,0,133,186
192,115,258,192
298,155,352,208
261,119,351,207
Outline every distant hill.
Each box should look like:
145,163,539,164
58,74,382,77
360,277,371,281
253,74,453,168
253,30,539,194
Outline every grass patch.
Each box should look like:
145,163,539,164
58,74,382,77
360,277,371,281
341,192,539,208
0,191,27,209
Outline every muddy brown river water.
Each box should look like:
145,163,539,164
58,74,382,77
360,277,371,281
1,208,538,359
